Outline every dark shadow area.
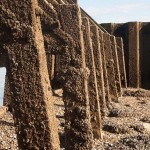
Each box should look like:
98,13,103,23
140,23,150,90
113,23,129,86
56,115,64,119
0,120,14,127
101,23,129,86
54,104,64,107
53,92,63,98
59,133,65,148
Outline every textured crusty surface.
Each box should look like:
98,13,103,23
116,37,127,88
90,25,107,117
0,109,18,150
57,4,93,150
103,33,118,101
128,22,140,88
110,36,122,97
82,18,102,139
1,88,150,150
0,0,60,149
0,90,63,150
99,30,111,107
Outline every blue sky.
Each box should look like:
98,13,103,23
78,0,150,23
0,68,6,105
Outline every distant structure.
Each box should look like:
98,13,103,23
0,0,149,149
101,23,150,89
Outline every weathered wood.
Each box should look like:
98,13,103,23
82,17,102,139
128,22,140,88
90,26,107,115
103,33,118,101
3,73,12,107
58,5,93,149
99,30,111,107
116,37,127,88
0,0,60,149
110,36,122,96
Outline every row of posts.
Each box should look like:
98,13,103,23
1,0,127,149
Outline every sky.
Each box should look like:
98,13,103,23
78,0,150,23
0,68,6,106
